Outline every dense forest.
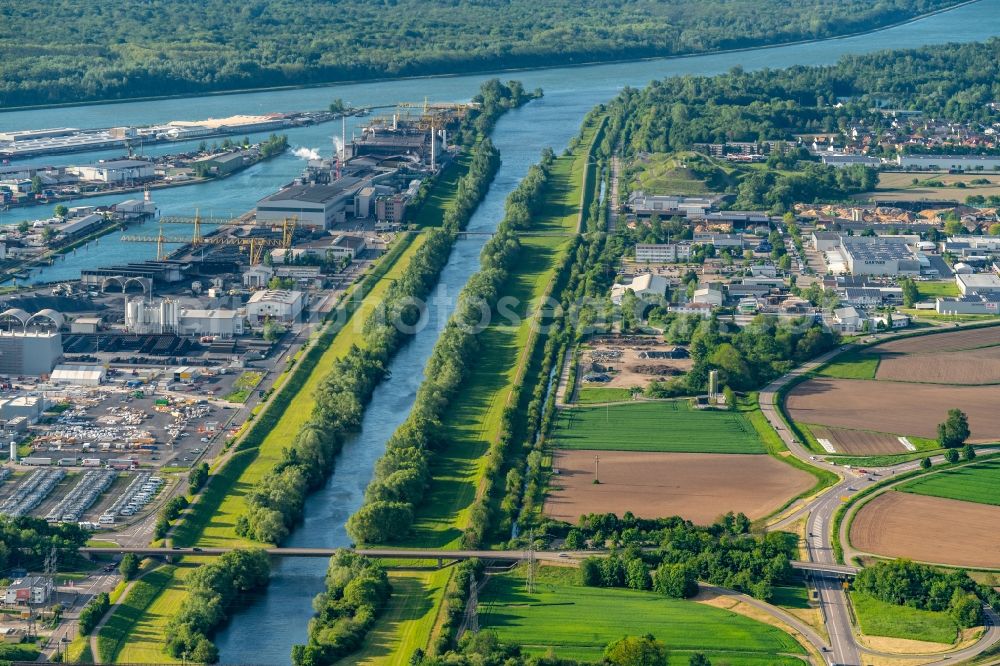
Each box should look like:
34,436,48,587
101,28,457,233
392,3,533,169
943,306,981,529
0,0,962,108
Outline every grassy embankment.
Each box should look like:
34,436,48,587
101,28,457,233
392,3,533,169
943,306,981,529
816,350,880,380
96,565,179,663
352,124,599,661
899,458,1000,506
404,126,595,550
850,591,957,644
480,565,806,665
411,153,472,228
552,400,766,454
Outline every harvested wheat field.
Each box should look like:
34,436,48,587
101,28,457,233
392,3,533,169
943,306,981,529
787,378,1000,442
875,345,1000,384
851,492,1000,569
808,426,904,455
544,450,814,525
873,327,1000,355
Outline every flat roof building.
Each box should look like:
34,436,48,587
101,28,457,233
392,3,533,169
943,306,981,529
956,272,1000,295
246,289,304,323
0,330,62,376
840,236,920,276
256,179,363,230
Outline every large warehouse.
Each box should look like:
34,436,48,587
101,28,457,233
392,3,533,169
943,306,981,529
256,179,363,229
246,289,304,323
955,272,1000,295
0,330,62,376
840,236,921,276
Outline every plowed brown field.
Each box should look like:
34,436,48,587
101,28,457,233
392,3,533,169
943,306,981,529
873,327,1000,355
808,426,903,455
875,345,1000,384
851,491,1000,569
543,450,814,525
787,378,1000,442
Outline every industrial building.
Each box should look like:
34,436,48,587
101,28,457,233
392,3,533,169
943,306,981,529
0,330,62,376
191,150,246,176
822,155,883,168
125,298,245,337
955,272,1000,295
246,289,304,323
256,179,363,229
897,154,1000,171
3,576,52,605
839,236,921,276
937,292,1000,314
70,159,154,184
176,309,244,337
50,365,107,386
626,193,712,218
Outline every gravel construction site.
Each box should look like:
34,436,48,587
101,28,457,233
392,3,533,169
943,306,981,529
579,335,690,389
543,450,814,525
851,491,1000,569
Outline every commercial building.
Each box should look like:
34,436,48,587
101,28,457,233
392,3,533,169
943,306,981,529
50,364,106,386
937,292,1000,314
897,154,1000,171
635,243,691,263
822,155,882,168
256,179,363,230
668,302,714,318
840,236,921,276
692,287,725,307
376,194,408,223
327,235,366,260
693,233,746,249
811,232,843,252
626,192,712,218
610,273,668,305
3,576,52,605
0,330,62,376
955,272,1000,295
70,159,154,184
246,289,304,323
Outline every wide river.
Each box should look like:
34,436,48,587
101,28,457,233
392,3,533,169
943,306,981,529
4,2,999,662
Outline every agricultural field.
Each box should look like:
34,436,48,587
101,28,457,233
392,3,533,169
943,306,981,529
552,401,766,454
850,592,958,645
867,171,1000,202
786,377,1000,443
544,450,813,525
899,458,1000,506
873,327,1000,354
850,491,1000,569
807,425,911,456
816,351,879,380
575,386,634,405
479,566,806,665
874,345,1000,385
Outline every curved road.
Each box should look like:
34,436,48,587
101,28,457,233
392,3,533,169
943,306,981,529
759,326,1000,666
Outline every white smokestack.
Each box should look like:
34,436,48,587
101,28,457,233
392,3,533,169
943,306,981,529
430,122,436,171
10,441,17,464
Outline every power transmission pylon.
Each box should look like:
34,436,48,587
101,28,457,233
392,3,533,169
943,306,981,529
526,530,536,595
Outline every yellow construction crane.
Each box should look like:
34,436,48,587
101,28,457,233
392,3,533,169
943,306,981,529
122,216,297,265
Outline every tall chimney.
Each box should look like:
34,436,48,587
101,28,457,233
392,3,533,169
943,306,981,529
10,441,17,464
430,123,436,171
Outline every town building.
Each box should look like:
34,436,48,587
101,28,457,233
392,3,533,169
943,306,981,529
832,306,868,333
610,273,668,305
692,287,725,307
375,194,408,223
668,302,714,318
3,576,52,605
635,243,691,263
246,289,304,323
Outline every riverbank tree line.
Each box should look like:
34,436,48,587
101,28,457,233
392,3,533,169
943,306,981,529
0,0,961,108
346,149,555,546
236,137,500,544
164,549,271,663
291,551,391,666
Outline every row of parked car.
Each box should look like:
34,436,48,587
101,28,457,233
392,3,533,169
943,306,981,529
0,468,66,518
98,473,163,525
46,469,116,524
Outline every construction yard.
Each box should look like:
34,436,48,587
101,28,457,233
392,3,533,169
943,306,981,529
850,491,1000,569
543,451,814,525
577,335,690,390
